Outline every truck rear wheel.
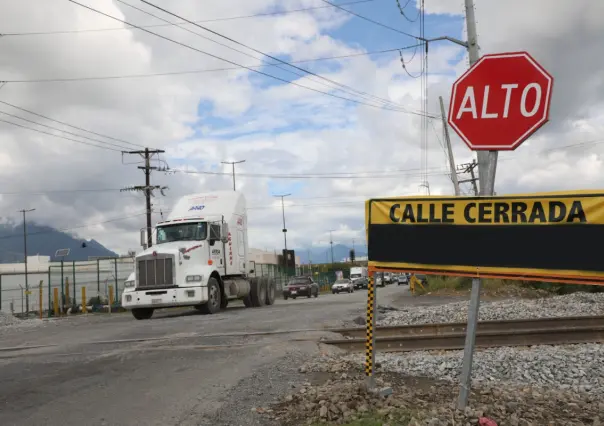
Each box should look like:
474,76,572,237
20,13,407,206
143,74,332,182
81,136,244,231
199,277,221,315
132,308,154,320
264,277,276,305
250,277,266,307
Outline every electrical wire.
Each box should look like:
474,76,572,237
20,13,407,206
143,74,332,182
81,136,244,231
131,0,416,113
0,188,122,195
319,0,422,40
399,48,422,79
4,45,421,84
0,100,145,149
395,0,421,22
1,0,376,37
0,118,123,152
0,110,135,151
66,0,435,117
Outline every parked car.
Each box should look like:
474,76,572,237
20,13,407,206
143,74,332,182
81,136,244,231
383,272,392,284
397,274,409,285
332,279,354,294
283,276,319,300
376,274,385,287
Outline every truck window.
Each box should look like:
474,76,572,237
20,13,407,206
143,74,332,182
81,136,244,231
209,224,221,241
157,222,207,243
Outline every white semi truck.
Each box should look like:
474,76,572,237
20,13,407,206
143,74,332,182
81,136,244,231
122,191,276,320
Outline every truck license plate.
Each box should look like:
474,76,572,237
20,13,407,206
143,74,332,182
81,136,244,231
151,298,162,304
291,290,297,295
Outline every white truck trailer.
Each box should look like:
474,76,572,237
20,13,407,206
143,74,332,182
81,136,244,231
122,191,275,320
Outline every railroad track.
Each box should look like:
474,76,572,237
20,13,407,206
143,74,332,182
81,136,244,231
323,315,604,352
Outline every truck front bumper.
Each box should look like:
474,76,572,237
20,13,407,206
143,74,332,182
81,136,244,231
122,286,207,309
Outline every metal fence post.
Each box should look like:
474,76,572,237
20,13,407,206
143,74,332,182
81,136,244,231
60,260,64,314
97,259,100,296
47,267,51,317
39,280,43,319
72,260,76,309
82,286,87,313
0,275,2,311
114,258,118,302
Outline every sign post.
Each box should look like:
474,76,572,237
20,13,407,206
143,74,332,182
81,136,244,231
447,50,553,408
364,273,377,389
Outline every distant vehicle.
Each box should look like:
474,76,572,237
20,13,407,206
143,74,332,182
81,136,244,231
376,274,385,287
397,274,409,285
283,276,319,300
350,266,368,289
332,279,354,294
383,272,392,284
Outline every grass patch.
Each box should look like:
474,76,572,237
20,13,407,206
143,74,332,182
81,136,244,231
415,276,525,296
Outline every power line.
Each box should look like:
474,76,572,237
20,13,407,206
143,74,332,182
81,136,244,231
0,100,144,148
0,110,135,151
2,0,376,37
66,0,435,117
0,188,121,195
396,0,420,22
166,167,450,179
0,118,123,152
4,45,421,84
129,0,417,113
319,0,421,40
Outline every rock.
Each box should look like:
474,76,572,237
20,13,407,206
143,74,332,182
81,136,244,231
353,316,366,325
319,405,328,418
298,366,307,373
285,394,293,402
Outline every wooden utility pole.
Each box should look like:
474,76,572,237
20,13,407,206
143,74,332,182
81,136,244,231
439,96,460,196
122,148,166,248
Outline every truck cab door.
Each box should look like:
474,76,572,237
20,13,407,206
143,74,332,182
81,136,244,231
209,223,226,274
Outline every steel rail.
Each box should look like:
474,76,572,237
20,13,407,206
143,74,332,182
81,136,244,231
329,315,604,338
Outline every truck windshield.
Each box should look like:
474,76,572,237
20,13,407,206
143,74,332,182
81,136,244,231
157,222,207,244
350,274,361,278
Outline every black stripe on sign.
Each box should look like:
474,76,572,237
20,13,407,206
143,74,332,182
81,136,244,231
368,223,603,273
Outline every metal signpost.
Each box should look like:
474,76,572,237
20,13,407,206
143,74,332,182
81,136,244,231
447,50,554,408
55,248,70,314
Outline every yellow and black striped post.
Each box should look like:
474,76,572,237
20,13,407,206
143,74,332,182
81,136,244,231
365,272,377,388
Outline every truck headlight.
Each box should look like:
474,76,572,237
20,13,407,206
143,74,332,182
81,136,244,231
124,280,135,288
186,275,203,282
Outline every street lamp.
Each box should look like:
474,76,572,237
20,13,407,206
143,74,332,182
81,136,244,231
221,160,246,191
274,194,291,252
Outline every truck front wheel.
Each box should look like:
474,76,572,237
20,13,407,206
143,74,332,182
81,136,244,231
264,277,276,305
132,308,154,320
199,277,221,315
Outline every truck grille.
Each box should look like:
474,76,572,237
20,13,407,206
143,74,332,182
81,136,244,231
137,257,174,288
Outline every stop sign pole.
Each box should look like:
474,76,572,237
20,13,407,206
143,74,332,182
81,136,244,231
451,0,553,410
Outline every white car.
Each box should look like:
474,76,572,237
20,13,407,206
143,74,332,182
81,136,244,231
332,279,354,294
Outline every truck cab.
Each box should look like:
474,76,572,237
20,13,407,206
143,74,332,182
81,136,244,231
122,191,275,319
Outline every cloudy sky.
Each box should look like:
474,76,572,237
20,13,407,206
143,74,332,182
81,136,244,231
1,0,603,255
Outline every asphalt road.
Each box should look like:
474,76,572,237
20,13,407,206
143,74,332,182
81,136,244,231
0,285,409,426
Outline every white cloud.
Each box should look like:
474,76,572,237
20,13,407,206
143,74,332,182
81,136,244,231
0,0,603,256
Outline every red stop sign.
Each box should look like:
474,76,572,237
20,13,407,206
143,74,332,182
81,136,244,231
448,51,553,151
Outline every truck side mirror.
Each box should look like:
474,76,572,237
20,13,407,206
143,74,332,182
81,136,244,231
140,228,146,247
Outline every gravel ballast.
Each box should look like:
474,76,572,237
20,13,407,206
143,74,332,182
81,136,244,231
0,311,44,331
378,292,604,326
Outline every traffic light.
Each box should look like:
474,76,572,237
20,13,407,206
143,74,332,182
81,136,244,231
349,249,355,263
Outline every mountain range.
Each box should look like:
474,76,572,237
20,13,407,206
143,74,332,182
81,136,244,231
0,222,118,263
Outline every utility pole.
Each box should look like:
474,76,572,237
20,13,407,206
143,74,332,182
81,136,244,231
221,160,245,191
457,160,479,196
328,230,335,264
19,208,35,315
122,148,166,249
439,96,460,196
458,0,493,410
274,194,291,253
